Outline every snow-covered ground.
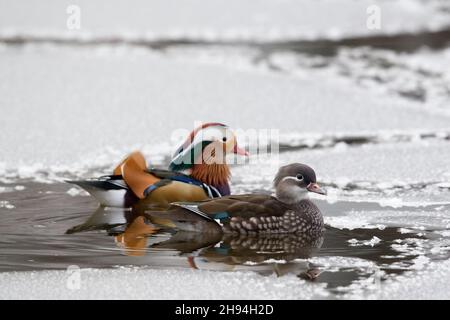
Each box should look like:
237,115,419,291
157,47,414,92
1,0,449,41
1,44,450,181
1,0,450,300
0,267,328,300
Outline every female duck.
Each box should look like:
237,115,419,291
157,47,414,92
146,163,327,236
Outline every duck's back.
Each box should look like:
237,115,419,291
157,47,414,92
197,194,289,219
160,194,320,234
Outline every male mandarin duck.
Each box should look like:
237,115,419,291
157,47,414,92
145,163,327,236
68,122,248,209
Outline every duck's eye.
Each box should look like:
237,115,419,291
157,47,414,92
222,137,227,142
296,174,304,181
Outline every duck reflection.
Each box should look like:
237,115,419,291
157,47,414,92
66,206,158,256
66,202,432,288
66,206,324,279
66,205,427,283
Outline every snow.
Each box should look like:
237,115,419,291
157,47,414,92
295,139,450,185
0,267,328,300
66,187,87,197
347,236,382,247
309,256,377,270
266,47,450,115
6,255,449,300
0,200,15,209
2,45,450,182
0,0,449,42
325,206,450,230
232,140,450,205
359,258,450,299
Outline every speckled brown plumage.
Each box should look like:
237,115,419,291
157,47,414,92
200,195,323,237
148,194,324,236
145,163,326,236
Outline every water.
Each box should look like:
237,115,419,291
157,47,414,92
2,181,449,296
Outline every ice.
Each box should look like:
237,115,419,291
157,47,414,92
0,161,5,176
309,256,376,269
0,200,15,209
438,230,450,237
10,255,450,300
347,236,382,247
66,187,87,197
325,207,450,230
266,47,450,114
232,139,450,204
398,228,415,234
325,215,387,231
361,258,450,299
0,186,12,193
2,45,450,182
0,267,328,300
0,0,449,42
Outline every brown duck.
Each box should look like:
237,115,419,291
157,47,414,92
146,163,327,236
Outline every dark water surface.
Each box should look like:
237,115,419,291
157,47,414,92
1,181,449,294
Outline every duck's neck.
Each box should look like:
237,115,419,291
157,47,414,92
276,188,309,205
191,163,231,194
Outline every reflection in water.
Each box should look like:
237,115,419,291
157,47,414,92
65,204,435,291
154,232,323,279
67,206,324,280
67,207,158,256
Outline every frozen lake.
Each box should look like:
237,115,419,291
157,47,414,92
1,0,450,299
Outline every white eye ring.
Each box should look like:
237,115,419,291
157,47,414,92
296,174,304,181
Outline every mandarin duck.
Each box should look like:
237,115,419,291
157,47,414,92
145,163,327,236
68,123,248,209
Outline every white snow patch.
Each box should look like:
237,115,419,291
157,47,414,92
378,198,405,208
437,230,450,237
325,215,386,231
347,237,382,247
362,258,450,299
66,187,88,197
309,256,376,270
1,0,449,42
326,207,450,231
0,186,13,193
1,45,450,183
0,201,15,209
0,267,329,300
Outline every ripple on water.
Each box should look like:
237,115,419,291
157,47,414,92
1,180,450,297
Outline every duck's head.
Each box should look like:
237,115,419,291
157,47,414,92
273,163,326,204
169,122,248,172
